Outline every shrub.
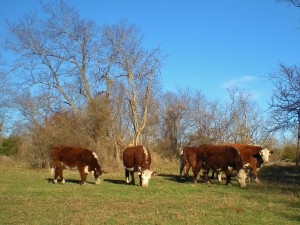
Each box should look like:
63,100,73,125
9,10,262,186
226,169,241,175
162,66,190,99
281,144,297,162
0,136,20,156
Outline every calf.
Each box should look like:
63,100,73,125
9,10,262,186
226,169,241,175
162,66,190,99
123,146,154,187
183,145,248,188
52,146,104,185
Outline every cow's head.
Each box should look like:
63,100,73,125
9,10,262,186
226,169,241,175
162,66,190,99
236,168,248,188
139,169,155,187
259,148,273,163
94,168,104,185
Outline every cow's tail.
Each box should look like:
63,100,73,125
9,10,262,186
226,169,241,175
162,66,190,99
179,149,186,178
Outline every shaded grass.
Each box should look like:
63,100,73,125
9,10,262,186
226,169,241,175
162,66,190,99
0,164,299,224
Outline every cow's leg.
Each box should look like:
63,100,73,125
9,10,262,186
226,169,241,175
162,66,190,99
216,169,222,183
54,166,65,184
246,167,255,183
192,165,201,184
251,166,260,183
130,171,135,185
80,172,88,185
78,166,88,185
139,174,142,186
210,170,215,179
179,155,185,178
184,163,190,179
225,170,232,186
125,169,130,184
203,170,210,184
53,167,59,184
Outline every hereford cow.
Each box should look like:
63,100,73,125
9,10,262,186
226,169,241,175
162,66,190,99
183,145,248,187
52,146,104,185
226,144,273,183
123,146,154,187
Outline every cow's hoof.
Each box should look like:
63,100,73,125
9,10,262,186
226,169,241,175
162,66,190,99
53,179,57,184
61,179,65,184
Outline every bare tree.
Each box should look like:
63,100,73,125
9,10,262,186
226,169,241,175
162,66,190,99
278,0,300,7
5,0,102,115
159,90,190,154
4,1,164,166
188,90,218,144
0,54,12,136
102,21,163,146
269,64,300,166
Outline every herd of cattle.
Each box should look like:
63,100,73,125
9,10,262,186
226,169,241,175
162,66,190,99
51,144,273,188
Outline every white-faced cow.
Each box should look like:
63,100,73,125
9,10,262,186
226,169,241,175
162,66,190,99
183,145,248,188
123,146,154,187
52,146,104,185
226,144,273,183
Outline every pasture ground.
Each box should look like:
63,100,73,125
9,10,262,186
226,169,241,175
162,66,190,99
0,159,299,225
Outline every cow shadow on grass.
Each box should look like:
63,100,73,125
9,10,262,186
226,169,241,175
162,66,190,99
157,173,207,184
45,178,94,185
157,173,184,183
258,164,300,185
157,173,235,185
103,179,126,185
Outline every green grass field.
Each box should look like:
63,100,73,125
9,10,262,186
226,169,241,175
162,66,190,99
0,162,299,225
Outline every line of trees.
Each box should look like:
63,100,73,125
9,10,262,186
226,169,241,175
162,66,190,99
0,0,299,168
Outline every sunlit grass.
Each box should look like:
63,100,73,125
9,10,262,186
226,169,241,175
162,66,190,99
0,164,299,224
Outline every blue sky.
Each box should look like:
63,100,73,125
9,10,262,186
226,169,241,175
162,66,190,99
1,0,300,111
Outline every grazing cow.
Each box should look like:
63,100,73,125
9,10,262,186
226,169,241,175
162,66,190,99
226,144,273,183
52,146,104,185
183,145,248,187
123,146,154,187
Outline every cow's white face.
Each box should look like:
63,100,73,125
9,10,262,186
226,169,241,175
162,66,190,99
94,168,104,185
236,168,247,188
260,148,273,163
141,169,153,187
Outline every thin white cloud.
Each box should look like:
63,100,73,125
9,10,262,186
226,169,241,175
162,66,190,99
221,76,256,89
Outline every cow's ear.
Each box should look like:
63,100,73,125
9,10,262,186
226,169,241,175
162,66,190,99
152,171,157,176
269,151,274,155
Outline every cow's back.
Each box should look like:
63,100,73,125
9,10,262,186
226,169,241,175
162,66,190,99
52,146,94,168
198,144,243,171
123,146,151,170
229,144,262,164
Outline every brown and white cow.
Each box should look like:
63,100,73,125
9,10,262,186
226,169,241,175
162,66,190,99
123,146,154,187
226,144,273,183
52,146,104,185
183,145,248,188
